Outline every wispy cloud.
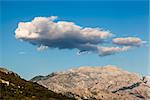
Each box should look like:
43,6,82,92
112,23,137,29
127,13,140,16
112,37,146,46
18,51,26,55
15,16,146,56
98,46,131,56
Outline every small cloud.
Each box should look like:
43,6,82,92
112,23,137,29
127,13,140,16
112,37,145,46
37,45,48,51
98,46,131,56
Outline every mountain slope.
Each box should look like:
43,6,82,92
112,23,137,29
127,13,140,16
0,67,73,100
31,66,150,100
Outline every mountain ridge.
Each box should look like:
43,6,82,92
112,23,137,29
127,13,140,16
31,66,150,100
0,67,74,100
1,66,149,100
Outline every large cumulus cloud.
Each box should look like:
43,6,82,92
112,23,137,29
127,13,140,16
15,16,145,56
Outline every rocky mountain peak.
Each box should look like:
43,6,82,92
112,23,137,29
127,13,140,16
31,66,150,100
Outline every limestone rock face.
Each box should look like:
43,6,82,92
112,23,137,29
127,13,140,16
31,66,150,100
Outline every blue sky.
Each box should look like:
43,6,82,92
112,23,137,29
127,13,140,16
0,0,149,80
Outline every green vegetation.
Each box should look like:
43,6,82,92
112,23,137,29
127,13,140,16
0,69,72,100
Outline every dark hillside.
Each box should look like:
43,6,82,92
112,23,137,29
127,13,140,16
0,68,73,100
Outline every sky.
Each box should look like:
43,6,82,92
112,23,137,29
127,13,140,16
0,0,149,80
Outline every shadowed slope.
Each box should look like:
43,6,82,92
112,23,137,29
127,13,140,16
0,67,73,100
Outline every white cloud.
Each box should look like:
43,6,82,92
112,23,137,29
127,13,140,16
98,46,131,56
37,45,48,51
15,16,145,56
112,37,145,46
15,16,112,40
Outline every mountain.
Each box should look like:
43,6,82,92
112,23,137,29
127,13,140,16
31,66,150,100
0,67,73,100
30,75,45,82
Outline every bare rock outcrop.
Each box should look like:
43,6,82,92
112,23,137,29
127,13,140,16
31,65,150,100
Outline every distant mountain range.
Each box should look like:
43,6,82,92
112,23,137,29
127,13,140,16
1,66,150,100
31,66,150,100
